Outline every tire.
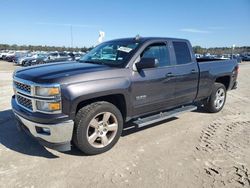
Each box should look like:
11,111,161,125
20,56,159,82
23,61,28,67
73,101,123,155
204,82,227,113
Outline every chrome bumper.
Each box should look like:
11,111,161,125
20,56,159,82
14,113,74,144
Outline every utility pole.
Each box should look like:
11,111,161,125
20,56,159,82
70,25,73,48
232,44,235,59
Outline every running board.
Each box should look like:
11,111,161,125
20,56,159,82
133,105,197,128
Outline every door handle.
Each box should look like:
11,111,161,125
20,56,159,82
191,69,196,74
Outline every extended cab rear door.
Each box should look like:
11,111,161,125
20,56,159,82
170,40,199,105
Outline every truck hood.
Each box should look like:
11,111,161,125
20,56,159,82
15,61,112,83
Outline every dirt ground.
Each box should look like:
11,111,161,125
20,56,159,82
0,60,250,188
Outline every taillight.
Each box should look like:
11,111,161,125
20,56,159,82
235,65,239,74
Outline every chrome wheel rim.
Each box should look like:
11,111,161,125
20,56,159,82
86,112,118,148
214,88,225,109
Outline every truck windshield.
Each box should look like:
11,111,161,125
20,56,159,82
79,41,140,67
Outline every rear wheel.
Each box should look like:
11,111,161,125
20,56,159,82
204,83,226,113
73,101,123,155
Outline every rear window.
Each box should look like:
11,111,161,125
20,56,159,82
173,41,192,65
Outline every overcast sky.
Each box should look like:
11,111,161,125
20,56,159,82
0,0,249,47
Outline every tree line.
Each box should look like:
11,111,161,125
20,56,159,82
193,46,250,55
0,43,249,55
0,44,93,52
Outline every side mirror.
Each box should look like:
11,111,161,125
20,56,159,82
136,58,158,70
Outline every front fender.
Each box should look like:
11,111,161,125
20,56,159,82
62,77,131,119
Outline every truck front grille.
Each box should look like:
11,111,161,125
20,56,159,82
16,95,33,111
13,77,61,114
14,81,31,94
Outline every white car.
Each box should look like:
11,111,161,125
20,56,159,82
0,51,10,59
15,54,33,65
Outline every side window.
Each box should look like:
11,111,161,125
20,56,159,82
141,43,170,67
59,52,67,56
50,53,58,57
173,41,192,65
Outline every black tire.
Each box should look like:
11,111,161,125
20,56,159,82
204,82,227,113
73,101,123,155
23,61,28,67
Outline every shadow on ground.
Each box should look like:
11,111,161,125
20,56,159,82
0,109,58,158
0,108,179,157
192,105,210,114
63,117,179,156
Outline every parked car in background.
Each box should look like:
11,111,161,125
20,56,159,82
47,52,72,62
13,52,29,63
4,51,28,62
195,54,203,59
1,50,88,66
0,51,9,59
74,53,82,61
15,53,34,66
20,52,76,67
68,52,85,61
241,53,250,61
231,54,242,63
21,53,48,66
216,55,230,60
4,51,15,61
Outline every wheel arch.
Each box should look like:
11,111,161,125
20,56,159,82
215,76,231,90
74,94,127,121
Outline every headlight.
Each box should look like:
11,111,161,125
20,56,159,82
35,86,61,113
36,86,60,97
36,101,61,112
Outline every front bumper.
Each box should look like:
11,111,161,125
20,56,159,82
14,113,74,151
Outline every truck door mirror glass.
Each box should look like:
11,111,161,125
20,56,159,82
136,58,158,70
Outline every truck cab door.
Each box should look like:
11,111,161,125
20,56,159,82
130,42,176,116
171,41,199,105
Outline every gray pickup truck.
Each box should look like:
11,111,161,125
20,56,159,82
12,37,238,155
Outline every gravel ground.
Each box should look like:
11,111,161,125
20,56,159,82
0,61,250,188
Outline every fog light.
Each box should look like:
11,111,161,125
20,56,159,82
42,127,51,135
36,126,51,135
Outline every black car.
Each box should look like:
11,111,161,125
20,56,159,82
241,54,250,61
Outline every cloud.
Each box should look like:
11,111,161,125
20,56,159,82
35,22,100,28
180,28,211,34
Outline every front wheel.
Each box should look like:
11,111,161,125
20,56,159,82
204,83,227,113
73,101,123,155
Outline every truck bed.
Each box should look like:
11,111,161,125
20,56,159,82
196,58,238,101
